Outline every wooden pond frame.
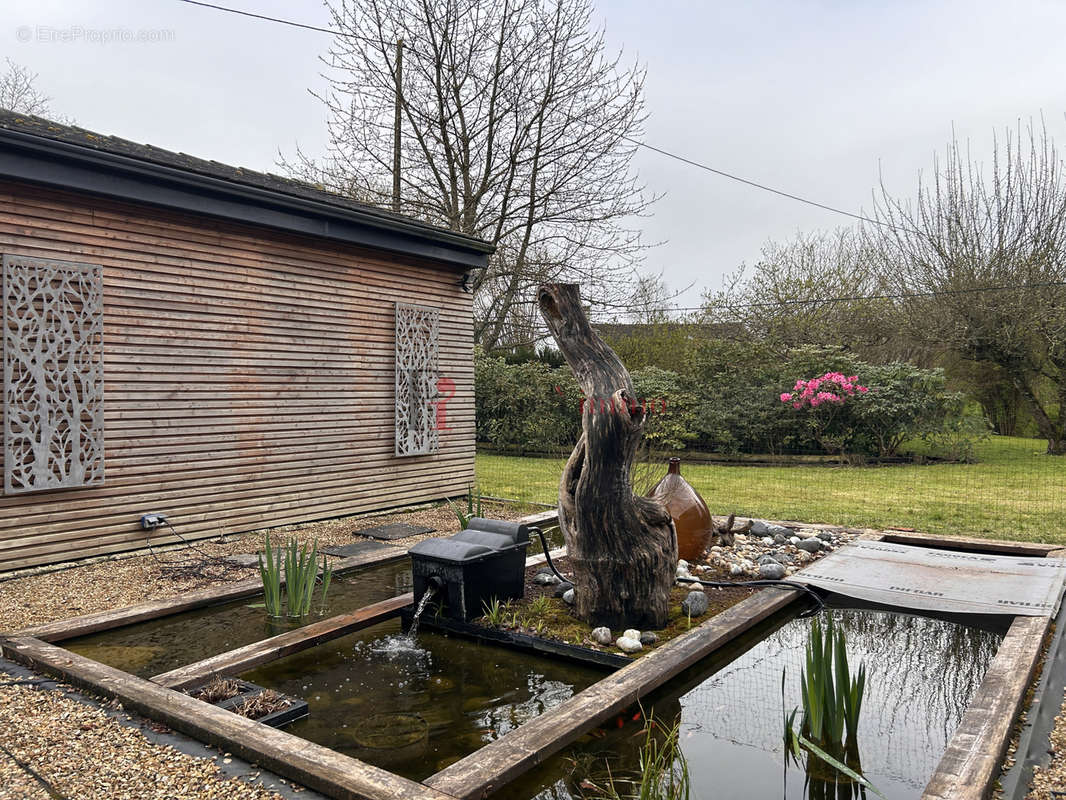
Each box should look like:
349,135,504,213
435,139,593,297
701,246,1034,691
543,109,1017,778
1,511,1061,800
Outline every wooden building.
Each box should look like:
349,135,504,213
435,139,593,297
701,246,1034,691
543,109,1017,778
0,110,492,571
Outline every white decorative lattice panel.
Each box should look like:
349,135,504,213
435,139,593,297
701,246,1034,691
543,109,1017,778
3,255,105,493
395,302,440,456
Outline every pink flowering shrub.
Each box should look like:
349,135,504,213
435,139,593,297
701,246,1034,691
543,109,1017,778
779,372,871,458
780,372,869,409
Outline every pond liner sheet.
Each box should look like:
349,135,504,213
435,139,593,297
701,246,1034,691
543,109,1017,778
793,540,1066,616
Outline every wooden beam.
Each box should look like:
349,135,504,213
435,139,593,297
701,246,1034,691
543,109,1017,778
880,530,1062,556
425,586,800,799
16,545,406,642
922,613,1052,800
152,593,412,690
0,635,458,800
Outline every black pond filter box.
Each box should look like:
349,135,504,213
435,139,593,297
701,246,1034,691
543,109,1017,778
409,518,531,621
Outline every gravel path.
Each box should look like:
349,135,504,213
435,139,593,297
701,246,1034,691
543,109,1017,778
1026,694,1066,798
0,669,288,800
0,500,531,633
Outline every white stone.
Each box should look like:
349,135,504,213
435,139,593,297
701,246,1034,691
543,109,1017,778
623,628,641,641
616,636,643,654
591,626,612,645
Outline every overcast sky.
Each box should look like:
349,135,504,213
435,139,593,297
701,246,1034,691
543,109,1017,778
5,0,1066,308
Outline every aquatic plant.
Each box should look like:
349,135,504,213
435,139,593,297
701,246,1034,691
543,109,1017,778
529,594,553,617
258,538,283,617
449,486,483,529
257,534,333,618
783,616,883,799
579,713,690,800
482,597,505,626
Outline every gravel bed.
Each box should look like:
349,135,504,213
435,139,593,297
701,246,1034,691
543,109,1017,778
0,669,287,800
1026,693,1066,798
0,500,533,633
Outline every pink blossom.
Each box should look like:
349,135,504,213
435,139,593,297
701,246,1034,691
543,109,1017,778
780,393,792,403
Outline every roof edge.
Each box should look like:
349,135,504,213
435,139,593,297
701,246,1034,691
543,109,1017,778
0,125,493,270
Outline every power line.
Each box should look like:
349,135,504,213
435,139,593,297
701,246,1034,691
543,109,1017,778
171,0,900,231
577,279,1066,317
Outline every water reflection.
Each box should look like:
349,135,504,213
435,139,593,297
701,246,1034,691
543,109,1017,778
64,561,415,677
495,605,1003,800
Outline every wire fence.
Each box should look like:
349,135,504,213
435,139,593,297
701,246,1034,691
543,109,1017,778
475,433,1066,542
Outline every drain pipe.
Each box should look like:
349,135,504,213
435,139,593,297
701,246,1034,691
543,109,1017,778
999,595,1066,800
531,527,824,617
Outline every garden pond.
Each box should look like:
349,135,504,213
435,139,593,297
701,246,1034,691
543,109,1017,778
64,561,1007,798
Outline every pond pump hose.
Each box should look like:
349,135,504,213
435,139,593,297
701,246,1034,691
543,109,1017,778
531,527,824,618
530,527,569,584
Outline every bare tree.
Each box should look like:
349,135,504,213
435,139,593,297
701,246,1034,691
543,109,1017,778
706,229,918,362
281,0,654,350
871,123,1066,454
0,59,67,121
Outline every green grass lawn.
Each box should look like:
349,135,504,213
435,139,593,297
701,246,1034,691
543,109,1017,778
476,436,1066,544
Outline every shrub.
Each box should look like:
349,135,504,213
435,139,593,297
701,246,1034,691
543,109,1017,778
630,367,699,451
474,347,581,453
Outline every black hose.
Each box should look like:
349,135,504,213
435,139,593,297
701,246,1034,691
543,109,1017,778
530,527,570,585
676,575,825,617
531,526,823,618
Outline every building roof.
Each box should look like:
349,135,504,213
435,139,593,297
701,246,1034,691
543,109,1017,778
0,109,492,270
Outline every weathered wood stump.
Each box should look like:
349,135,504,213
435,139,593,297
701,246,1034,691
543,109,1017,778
537,283,677,630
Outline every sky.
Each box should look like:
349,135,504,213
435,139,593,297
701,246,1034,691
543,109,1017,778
4,0,1066,309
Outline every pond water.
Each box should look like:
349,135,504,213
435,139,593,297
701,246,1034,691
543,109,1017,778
64,560,414,677
495,602,1007,800
241,620,603,780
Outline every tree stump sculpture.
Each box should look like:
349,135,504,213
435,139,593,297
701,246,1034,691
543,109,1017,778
538,283,677,629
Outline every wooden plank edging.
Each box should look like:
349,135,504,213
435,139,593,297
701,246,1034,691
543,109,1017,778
880,530,1062,556
921,614,1052,800
15,545,407,642
0,635,459,800
151,593,413,690
424,586,801,799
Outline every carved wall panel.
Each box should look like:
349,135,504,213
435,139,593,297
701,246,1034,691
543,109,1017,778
3,255,105,493
395,302,439,456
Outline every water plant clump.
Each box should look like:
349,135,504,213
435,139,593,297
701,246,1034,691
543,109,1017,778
578,712,691,800
232,689,293,720
187,676,242,704
257,534,333,618
783,616,883,799
448,486,483,528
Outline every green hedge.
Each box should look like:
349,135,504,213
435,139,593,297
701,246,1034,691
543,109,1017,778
474,343,986,459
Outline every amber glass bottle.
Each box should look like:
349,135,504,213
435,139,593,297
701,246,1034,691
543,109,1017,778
647,457,712,561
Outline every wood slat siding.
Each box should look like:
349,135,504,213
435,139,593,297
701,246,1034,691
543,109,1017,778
0,180,477,571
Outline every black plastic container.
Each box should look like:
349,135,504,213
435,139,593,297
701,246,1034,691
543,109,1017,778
409,518,530,621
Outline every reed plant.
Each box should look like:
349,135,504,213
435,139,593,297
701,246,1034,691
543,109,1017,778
783,616,883,799
579,713,690,800
449,486,483,529
257,534,333,618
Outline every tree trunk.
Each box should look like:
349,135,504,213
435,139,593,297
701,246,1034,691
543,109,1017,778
537,283,677,630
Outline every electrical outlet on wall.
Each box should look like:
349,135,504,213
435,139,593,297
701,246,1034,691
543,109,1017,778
140,513,168,531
